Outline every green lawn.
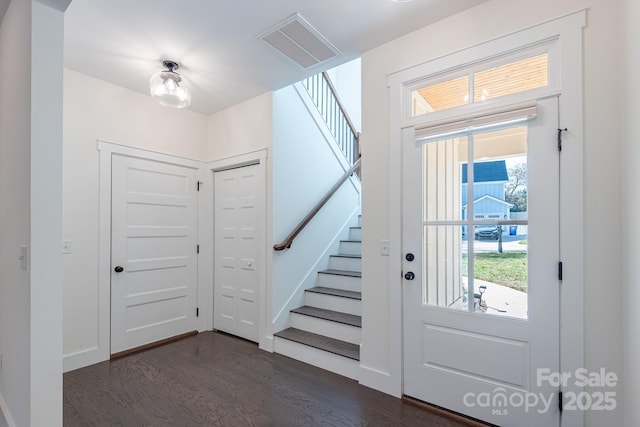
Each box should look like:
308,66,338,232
463,251,528,293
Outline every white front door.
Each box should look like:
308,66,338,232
111,154,199,354
214,164,260,342
402,99,560,426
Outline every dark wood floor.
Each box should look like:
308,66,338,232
64,331,476,426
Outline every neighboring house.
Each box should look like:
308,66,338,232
461,160,513,223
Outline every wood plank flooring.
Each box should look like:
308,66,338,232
64,331,477,426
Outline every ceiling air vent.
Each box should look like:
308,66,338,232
258,13,341,69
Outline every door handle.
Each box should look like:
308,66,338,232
404,271,415,281
114,266,124,273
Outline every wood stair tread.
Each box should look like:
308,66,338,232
274,327,360,361
305,286,361,300
319,269,361,278
291,306,361,327
332,253,361,259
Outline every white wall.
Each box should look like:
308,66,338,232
621,0,640,425
207,92,273,161
271,85,361,331
0,0,33,424
361,1,623,425
62,69,208,367
31,2,67,424
1,0,67,425
326,58,362,132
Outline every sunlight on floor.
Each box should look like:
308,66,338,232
450,277,528,319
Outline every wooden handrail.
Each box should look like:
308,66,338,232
274,157,361,251
321,71,360,141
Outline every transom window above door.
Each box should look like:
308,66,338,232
409,47,553,118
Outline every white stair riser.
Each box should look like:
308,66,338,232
290,313,361,345
339,241,361,256
274,337,359,381
349,228,362,241
329,256,361,272
318,273,361,292
305,292,361,316
357,215,362,227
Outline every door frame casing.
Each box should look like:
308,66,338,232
91,141,208,369
386,11,585,427
208,149,272,352
64,143,271,372
401,99,561,425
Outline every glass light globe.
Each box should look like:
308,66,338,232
149,61,191,108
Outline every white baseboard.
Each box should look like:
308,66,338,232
358,364,401,397
63,346,108,373
259,334,274,353
0,391,16,427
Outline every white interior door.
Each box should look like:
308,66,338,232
111,154,198,354
402,99,560,426
214,164,260,342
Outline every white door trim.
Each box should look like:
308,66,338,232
63,140,207,372
207,149,272,352
386,11,585,426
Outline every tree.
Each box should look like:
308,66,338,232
505,163,527,212
508,188,527,212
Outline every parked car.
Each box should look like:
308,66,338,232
474,225,500,240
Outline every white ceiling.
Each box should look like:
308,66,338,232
64,0,486,115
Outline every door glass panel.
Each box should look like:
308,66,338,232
472,126,528,319
474,53,548,102
422,125,529,319
411,75,469,116
472,231,528,319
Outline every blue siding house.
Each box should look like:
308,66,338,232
461,160,512,222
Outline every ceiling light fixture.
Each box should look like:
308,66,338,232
149,60,191,108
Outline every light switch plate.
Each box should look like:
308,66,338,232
19,245,27,270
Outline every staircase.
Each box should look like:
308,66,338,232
274,217,362,380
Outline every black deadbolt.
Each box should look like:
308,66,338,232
114,266,124,273
404,271,415,281
405,253,415,262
